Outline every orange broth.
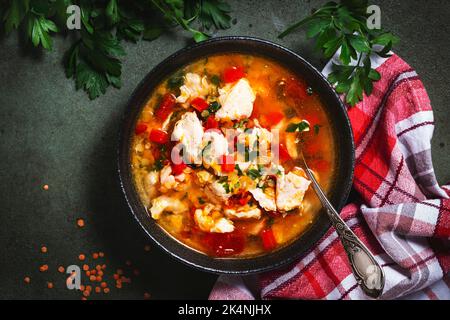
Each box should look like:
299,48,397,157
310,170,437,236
131,54,336,257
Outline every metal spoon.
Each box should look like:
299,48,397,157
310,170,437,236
301,153,385,299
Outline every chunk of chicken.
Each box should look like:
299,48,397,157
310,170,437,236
201,130,228,167
249,187,277,212
225,206,262,220
150,195,188,220
194,204,234,233
176,73,210,104
144,171,160,199
171,112,204,164
216,79,255,120
276,168,311,212
205,180,231,204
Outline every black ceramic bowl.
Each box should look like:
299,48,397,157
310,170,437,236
118,36,354,274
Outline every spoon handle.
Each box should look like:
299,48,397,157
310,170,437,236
304,168,385,299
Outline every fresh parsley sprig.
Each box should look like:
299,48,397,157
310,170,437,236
279,0,399,106
1,0,233,100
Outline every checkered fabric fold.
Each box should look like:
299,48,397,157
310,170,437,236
209,53,450,300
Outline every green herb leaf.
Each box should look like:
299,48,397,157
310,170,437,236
286,120,310,133
279,0,398,106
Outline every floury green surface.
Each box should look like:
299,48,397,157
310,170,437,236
0,0,449,299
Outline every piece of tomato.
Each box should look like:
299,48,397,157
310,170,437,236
190,97,209,112
149,129,169,144
155,93,176,121
285,77,308,101
204,116,219,130
203,231,245,257
135,122,148,135
222,66,245,83
171,161,187,175
278,143,292,162
221,154,235,173
261,228,277,251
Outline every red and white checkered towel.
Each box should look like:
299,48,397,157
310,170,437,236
209,53,450,300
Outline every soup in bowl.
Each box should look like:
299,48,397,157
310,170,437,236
119,37,354,273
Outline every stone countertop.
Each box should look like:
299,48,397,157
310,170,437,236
0,0,448,299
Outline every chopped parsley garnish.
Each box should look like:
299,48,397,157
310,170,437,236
286,120,310,133
167,72,184,90
210,75,221,86
152,158,164,171
247,169,262,180
198,197,206,204
208,101,221,113
314,124,322,135
233,118,249,129
235,164,244,176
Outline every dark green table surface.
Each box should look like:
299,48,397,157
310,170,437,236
1,0,449,300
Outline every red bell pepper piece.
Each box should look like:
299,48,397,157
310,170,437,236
278,143,292,162
221,154,235,173
155,93,176,121
135,122,148,135
149,129,169,144
171,161,187,175
204,116,219,130
203,231,245,257
261,228,277,251
190,97,209,112
222,66,245,83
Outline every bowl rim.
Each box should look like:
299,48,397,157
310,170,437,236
117,36,355,275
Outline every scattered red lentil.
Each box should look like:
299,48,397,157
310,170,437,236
97,270,104,277
95,287,101,293
100,282,107,288
89,275,96,282
81,297,87,301
103,288,110,294
86,271,91,276
92,253,99,259
58,266,65,273
96,276,102,282
80,285,85,291
101,264,106,270
83,290,90,297
77,219,85,228
116,282,122,289
78,254,85,261
83,264,89,271
40,246,48,253
95,265,101,271
143,292,151,300
99,252,105,257
39,264,49,272
47,282,54,289
43,184,49,190
90,269,96,275
113,274,119,280
24,277,31,284
86,285,92,292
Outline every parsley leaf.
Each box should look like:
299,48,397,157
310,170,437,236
286,120,310,133
279,1,398,106
1,0,236,100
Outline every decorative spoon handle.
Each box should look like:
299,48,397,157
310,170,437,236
302,160,385,298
